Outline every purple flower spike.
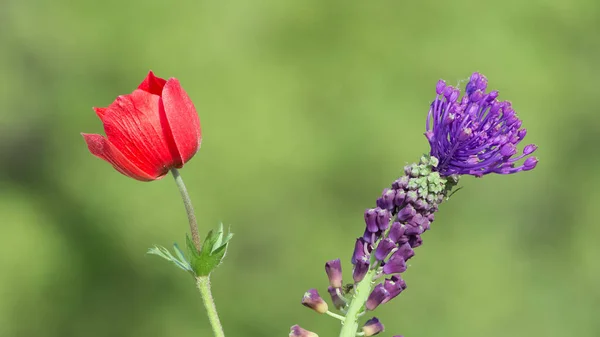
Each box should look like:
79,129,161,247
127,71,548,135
366,284,389,310
375,238,396,261
383,251,407,274
364,209,379,232
362,317,385,336
301,289,328,314
289,325,319,337
426,72,538,177
327,286,346,309
325,259,343,288
353,256,370,283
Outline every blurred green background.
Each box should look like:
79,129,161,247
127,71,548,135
1,0,598,336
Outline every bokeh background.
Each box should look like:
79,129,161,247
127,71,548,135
1,0,599,336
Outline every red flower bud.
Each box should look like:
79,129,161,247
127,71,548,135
82,71,201,181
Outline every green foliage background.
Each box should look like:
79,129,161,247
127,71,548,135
1,0,598,336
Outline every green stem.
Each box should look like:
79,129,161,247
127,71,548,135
171,168,201,251
326,311,347,321
338,268,379,337
171,169,225,337
196,276,225,337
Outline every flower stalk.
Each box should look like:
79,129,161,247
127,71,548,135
171,168,201,251
172,169,225,337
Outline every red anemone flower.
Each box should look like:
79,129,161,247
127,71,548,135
82,71,201,181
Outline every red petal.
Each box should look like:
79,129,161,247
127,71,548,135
101,89,181,178
93,107,107,120
160,78,201,165
82,133,157,181
138,71,167,96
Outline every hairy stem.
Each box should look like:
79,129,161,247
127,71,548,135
196,276,225,337
171,168,201,251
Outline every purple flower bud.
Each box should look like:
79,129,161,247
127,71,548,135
396,242,415,260
388,222,405,243
470,89,483,102
377,188,396,210
364,209,379,233
500,143,517,157
414,199,428,210
289,325,319,337
523,144,537,155
404,224,423,236
409,235,423,248
397,204,416,221
436,80,446,95
382,275,407,303
362,227,381,244
376,208,391,231
524,156,538,170
383,251,407,274
325,259,343,288
392,176,409,190
396,235,409,244
406,214,429,234
405,190,418,203
352,238,368,264
375,238,396,261
366,284,389,310
447,88,458,102
301,289,328,314
353,256,370,283
362,317,385,336
442,85,454,98
327,286,346,309
393,190,406,206
487,90,499,101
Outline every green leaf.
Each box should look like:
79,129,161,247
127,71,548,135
188,224,233,276
186,234,199,259
148,243,194,275
173,243,187,263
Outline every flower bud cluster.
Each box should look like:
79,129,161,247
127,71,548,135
350,155,456,310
